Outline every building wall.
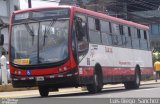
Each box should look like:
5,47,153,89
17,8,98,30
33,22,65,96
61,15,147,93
0,0,8,17
19,0,59,9
150,23,160,50
0,0,21,56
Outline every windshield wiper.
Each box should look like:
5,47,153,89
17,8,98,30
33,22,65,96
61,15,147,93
24,18,40,45
43,18,57,46
25,23,34,36
24,23,35,45
24,17,40,37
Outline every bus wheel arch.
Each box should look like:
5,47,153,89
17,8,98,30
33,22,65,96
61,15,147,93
87,63,103,93
124,64,141,89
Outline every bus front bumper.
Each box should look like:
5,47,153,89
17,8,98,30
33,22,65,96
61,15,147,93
11,72,79,88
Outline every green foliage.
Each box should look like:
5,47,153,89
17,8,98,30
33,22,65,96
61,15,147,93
152,52,160,63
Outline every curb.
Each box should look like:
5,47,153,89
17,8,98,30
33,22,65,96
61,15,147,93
0,84,37,92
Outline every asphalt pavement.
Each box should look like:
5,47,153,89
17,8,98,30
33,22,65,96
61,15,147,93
0,80,160,98
0,81,160,104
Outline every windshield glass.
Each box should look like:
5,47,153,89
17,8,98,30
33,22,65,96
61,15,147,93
11,20,69,65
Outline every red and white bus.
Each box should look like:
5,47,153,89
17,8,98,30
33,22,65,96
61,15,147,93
9,6,153,97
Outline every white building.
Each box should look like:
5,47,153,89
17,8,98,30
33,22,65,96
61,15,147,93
0,0,20,56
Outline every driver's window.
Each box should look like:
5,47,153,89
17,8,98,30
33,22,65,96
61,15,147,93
74,13,88,60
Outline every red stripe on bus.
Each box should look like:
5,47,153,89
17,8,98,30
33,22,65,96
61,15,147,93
141,68,153,75
78,67,94,76
102,67,153,76
78,67,153,77
102,67,134,76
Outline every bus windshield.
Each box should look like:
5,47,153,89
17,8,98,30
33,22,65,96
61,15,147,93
11,18,69,65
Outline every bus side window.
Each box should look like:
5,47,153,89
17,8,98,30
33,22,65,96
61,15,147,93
75,17,84,41
88,17,101,44
95,19,100,31
131,27,139,49
140,30,148,50
0,34,4,46
100,20,112,45
74,14,88,59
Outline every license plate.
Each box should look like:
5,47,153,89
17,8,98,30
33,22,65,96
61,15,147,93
36,76,44,81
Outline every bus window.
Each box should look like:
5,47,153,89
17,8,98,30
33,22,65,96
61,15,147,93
0,34,4,46
100,20,110,33
130,27,135,38
123,26,128,36
144,30,147,40
75,17,84,41
109,22,112,34
100,20,112,45
95,19,100,31
88,17,101,44
123,26,131,48
137,29,141,38
74,14,88,61
128,27,131,37
140,30,148,50
119,25,124,35
111,23,119,35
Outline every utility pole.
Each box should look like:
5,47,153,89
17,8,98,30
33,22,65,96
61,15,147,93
28,0,32,8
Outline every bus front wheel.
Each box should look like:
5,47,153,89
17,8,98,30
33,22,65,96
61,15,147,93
38,86,49,97
87,70,103,93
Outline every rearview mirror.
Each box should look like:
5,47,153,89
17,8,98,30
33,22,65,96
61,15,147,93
0,34,4,46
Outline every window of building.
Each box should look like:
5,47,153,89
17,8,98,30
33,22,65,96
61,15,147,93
151,24,159,35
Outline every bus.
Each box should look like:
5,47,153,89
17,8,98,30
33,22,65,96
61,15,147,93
9,6,153,97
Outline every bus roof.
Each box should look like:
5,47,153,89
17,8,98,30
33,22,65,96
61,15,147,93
13,6,149,30
73,6,149,30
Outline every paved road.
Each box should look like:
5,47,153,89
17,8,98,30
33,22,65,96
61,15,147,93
0,82,160,104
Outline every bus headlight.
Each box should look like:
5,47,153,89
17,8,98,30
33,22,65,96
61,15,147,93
18,70,21,75
14,70,17,74
58,68,63,72
64,67,67,71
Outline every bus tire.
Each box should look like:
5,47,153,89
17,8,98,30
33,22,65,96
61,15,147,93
38,86,49,97
124,68,140,89
87,66,103,93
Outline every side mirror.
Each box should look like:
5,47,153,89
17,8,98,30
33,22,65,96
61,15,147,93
0,34,4,46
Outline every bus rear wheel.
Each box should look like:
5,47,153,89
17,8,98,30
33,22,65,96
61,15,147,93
124,69,140,89
38,86,49,97
87,71,103,93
